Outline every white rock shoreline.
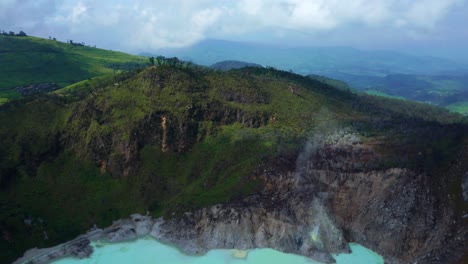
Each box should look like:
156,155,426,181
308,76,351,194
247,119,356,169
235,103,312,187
15,214,159,264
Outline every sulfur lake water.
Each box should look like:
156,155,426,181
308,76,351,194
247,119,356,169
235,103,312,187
52,237,384,264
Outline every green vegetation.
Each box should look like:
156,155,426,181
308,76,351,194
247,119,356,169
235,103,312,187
0,63,466,263
136,131,270,216
340,73,468,109
0,90,21,104
0,30,28,37
210,60,262,70
364,89,406,100
0,152,143,259
307,74,355,92
447,101,468,115
157,40,468,112
0,35,148,103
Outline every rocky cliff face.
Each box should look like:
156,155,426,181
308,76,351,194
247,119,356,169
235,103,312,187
64,92,271,178
317,168,465,264
16,130,467,264
151,174,348,263
149,133,467,264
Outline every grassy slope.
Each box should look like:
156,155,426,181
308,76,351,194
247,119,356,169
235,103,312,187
313,72,468,115
157,40,468,114
339,73,468,112
0,65,466,262
364,89,406,100
307,74,355,92
447,101,468,115
0,35,147,102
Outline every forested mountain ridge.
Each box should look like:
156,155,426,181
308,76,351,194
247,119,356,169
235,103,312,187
153,39,468,114
1,62,466,263
210,60,262,70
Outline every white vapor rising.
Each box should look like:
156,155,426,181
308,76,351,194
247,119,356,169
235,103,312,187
0,0,466,51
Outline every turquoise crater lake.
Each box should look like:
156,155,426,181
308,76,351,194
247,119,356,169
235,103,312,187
52,237,384,264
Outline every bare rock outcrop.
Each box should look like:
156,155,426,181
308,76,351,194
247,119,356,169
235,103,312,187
150,194,348,263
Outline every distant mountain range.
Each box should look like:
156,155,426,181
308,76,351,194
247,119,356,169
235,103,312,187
151,39,468,76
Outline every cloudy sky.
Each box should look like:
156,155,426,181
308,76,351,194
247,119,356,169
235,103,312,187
1,0,467,61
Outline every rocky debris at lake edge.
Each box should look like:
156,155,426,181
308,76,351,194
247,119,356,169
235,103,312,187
13,230,98,264
13,214,151,264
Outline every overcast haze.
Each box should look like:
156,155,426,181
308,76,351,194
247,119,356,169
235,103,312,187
1,0,467,62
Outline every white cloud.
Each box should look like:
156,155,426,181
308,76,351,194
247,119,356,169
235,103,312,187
0,0,466,50
232,0,464,32
403,0,465,29
70,2,87,23
0,0,15,9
